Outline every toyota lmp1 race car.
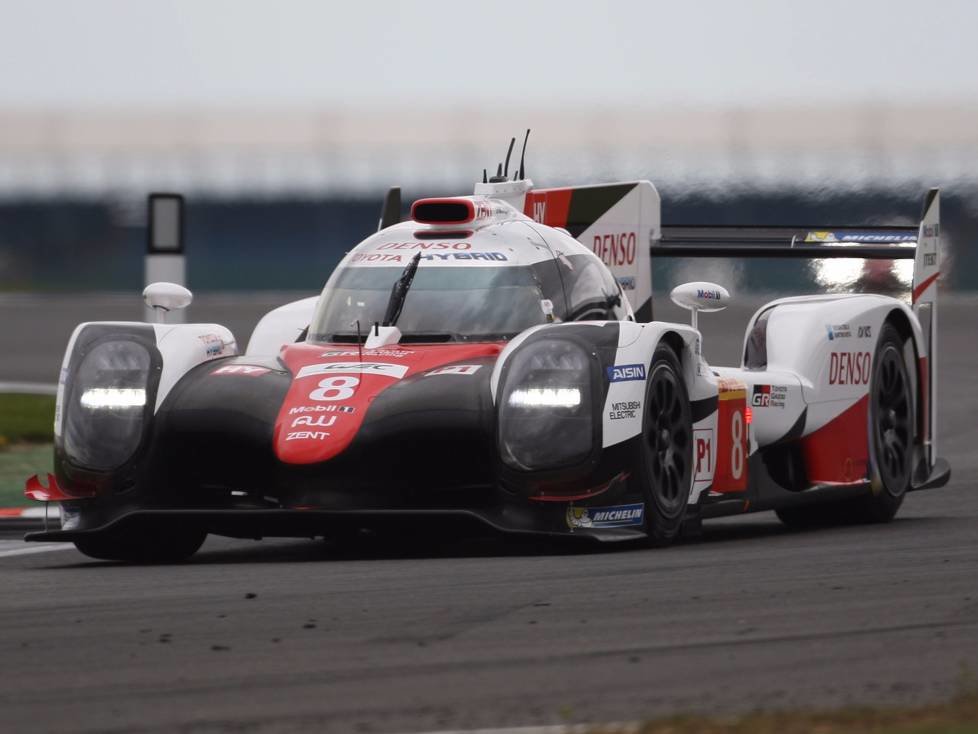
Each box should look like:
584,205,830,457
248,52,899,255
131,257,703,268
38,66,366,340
25,141,950,562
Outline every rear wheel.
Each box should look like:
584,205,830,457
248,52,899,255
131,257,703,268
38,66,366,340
777,322,913,528
74,525,206,563
638,344,693,546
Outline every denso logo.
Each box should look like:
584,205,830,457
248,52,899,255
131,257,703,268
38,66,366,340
593,232,637,267
377,242,471,251
829,351,872,385
606,364,646,382
697,289,722,301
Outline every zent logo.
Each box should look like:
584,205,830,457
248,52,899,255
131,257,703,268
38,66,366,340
606,364,646,382
286,431,330,441
829,352,872,385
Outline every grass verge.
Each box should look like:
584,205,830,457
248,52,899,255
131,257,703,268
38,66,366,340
0,443,52,507
0,393,54,507
0,393,55,444
592,690,978,734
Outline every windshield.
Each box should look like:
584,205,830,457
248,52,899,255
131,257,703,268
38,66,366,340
308,264,561,342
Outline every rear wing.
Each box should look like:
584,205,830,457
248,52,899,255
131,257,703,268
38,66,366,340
654,188,941,463
653,188,940,307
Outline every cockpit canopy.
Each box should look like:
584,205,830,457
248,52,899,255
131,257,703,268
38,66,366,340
307,221,627,344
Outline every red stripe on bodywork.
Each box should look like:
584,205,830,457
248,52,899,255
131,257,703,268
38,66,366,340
524,189,572,229
912,271,939,303
528,472,631,502
274,342,502,465
799,395,869,484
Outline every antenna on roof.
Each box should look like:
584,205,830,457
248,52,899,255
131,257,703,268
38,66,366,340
502,137,516,179
378,187,401,231
489,162,506,183
517,129,530,180
483,168,488,184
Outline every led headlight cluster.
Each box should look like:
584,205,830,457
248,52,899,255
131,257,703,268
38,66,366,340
498,339,595,471
63,340,153,471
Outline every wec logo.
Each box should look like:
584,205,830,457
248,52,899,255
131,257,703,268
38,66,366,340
606,364,646,382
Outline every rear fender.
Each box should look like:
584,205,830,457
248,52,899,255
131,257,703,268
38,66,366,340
743,294,922,421
741,294,924,484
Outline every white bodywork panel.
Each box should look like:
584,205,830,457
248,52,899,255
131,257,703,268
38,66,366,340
246,297,318,356
740,293,922,434
154,323,237,410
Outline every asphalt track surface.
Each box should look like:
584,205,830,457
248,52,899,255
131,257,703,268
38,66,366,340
0,294,976,734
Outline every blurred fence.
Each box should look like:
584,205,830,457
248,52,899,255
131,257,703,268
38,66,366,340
1,187,975,294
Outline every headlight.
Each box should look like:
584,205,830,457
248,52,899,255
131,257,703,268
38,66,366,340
498,339,595,471
63,340,153,471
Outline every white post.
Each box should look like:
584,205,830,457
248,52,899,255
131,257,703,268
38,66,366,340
144,194,187,323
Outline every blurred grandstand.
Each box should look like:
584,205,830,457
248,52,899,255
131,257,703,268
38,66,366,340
1,104,977,292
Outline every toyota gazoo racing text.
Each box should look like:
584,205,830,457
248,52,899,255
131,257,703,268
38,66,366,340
25,141,950,561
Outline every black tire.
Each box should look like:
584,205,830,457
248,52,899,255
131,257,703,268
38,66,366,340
74,525,206,563
637,344,693,546
776,322,912,528
857,321,913,521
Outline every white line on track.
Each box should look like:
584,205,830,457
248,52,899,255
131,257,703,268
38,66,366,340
400,724,637,734
0,543,73,559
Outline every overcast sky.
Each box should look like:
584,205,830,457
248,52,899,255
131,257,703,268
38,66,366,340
1,0,976,108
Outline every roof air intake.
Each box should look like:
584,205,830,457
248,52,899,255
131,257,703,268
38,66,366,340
411,198,475,225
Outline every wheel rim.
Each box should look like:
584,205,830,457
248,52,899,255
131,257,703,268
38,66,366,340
873,344,912,495
643,364,692,517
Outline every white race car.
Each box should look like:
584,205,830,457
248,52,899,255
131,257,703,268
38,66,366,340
26,140,949,561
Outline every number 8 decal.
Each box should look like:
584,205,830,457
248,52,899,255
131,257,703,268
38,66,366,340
310,375,359,401
730,409,744,480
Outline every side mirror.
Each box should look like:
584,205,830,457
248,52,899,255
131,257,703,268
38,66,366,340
670,281,729,329
143,282,193,324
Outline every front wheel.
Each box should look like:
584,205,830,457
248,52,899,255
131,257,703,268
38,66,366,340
74,525,206,563
636,344,693,546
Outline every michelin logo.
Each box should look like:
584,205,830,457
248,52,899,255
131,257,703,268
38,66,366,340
606,364,646,382
566,503,645,529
